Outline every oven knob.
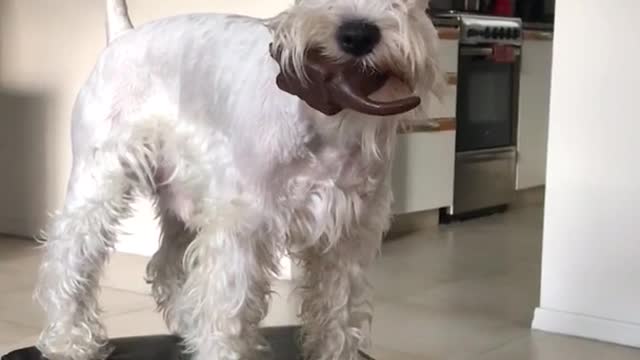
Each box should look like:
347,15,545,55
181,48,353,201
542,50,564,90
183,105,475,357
514,29,521,39
484,27,491,38
498,27,506,39
491,28,499,38
505,28,514,39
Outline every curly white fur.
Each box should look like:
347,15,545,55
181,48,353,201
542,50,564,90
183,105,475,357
34,1,441,359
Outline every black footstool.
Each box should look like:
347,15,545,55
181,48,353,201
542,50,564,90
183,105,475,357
2,326,374,360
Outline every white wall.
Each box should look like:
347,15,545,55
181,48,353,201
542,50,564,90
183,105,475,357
516,39,553,190
532,0,640,347
0,1,290,260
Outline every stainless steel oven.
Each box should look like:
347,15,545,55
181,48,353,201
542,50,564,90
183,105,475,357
516,0,555,24
429,0,494,13
444,15,523,219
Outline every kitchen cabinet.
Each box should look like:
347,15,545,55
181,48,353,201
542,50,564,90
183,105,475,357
429,39,459,119
436,39,459,74
391,130,455,214
0,90,50,237
390,39,458,214
516,37,553,189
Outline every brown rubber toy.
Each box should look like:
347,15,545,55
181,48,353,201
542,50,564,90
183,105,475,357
270,47,421,116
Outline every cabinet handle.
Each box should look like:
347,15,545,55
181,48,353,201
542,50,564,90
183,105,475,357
424,121,442,130
398,118,456,133
525,31,554,41
537,32,553,40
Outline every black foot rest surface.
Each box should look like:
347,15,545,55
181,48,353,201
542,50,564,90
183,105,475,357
2,326,374,360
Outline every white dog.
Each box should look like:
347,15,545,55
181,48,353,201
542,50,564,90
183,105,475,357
34,1,441,359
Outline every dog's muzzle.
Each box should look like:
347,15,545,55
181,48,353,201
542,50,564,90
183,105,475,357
270,47,421,117
336,20,381,57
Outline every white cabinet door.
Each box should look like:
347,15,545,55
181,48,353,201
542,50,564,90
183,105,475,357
517,39,553,190
429,39,458,119
391,131,456,214
390,39,458,214
0,91,50,237
436,39,459,73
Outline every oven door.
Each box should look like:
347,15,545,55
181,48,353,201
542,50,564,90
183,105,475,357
456,45,521,152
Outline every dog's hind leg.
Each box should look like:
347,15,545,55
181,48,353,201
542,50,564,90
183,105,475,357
34,141,148,360
145,207,195,335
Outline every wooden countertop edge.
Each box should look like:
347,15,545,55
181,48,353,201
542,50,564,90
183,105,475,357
523,30,554,41
446,72,457,85
398,117,456,134
438,27,460,40
437,26,553,41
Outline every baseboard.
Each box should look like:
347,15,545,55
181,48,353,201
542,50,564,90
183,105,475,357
0,216,44,239
532,307,640,348
386,209,440,239
513,186,546,209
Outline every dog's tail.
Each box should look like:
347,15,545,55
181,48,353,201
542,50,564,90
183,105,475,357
106,0,134,44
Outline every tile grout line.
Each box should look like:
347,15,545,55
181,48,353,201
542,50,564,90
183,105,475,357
0,318,42,332
100,302,161,320
101,284,152,297
466,331,531,359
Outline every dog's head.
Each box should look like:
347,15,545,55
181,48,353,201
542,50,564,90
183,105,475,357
269,0,443,117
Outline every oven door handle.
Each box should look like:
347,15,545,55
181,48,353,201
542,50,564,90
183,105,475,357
457,147,517,162
460,47,522,57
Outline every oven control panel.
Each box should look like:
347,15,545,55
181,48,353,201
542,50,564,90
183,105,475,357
459,15,523,46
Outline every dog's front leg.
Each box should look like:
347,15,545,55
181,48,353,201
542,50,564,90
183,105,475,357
299,227,386,359
298,233,381,360
296,187,391,360
175,211,279,360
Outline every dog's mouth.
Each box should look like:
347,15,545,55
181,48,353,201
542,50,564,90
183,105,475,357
270,47,421,117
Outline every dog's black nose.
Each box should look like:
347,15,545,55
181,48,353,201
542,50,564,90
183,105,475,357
336,20,381,57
